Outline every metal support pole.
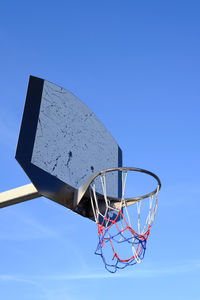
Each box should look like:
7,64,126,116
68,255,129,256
0,184,41,208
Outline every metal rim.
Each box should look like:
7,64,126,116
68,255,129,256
90,167,161,203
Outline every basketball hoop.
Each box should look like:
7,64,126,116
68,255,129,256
88,167,161,273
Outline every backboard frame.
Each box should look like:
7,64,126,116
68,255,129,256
15,76,122,220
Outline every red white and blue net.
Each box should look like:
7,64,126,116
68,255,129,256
90,170,159,273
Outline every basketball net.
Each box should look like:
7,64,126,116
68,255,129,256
89,169,160,273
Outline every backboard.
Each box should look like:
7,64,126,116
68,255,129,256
16,76,122,220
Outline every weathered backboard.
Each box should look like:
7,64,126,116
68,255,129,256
16,76,122,220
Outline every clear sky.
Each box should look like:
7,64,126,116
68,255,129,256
0,0,200,299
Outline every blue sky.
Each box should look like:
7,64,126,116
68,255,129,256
0,0,200,299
